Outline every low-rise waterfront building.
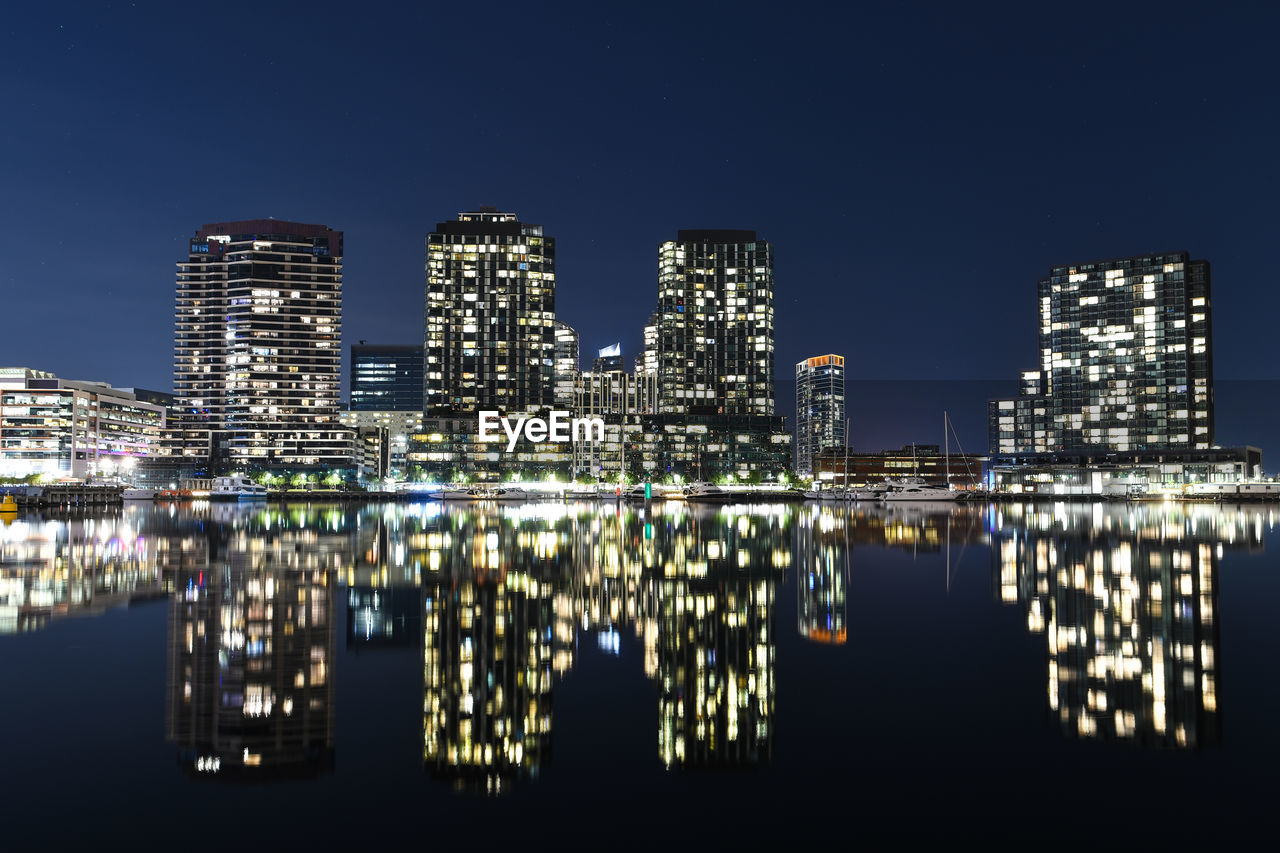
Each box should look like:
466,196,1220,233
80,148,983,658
0,367,166,480
814,444,985,489
988,446,1261,495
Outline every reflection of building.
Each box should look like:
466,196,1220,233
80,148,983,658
0,514,170,632
991,503,1252,748
649,510,785,768
794,354,845,477
0,367,166,479
656,571,775,768
174,220,349,472
989,251,1214,455
166,521,341,779
347,586,420,648
420,511,568,794
795,509,846,644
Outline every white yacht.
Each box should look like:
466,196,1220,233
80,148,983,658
881,480,956,502
489,487,531,503
210,476,268,501
850,482,893,501
121,488,160,500
439,486,485,500
683,482,738,503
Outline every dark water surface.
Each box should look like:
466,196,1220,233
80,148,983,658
1,500,1276,846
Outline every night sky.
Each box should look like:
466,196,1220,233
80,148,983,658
3,2,1277,442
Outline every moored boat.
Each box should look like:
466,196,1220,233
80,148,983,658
210,476,268,501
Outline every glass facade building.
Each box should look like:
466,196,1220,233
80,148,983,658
794,354,845,476
649,230,775,416
0,367,166,479
174,219,349,472
990,251,1213,454
424,209,556,416
351,345,424,412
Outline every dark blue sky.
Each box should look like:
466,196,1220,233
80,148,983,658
3,2,1277,404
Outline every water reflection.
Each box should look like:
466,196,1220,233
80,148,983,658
165,507,343,779
1,499,1271,792
990,502,1267,748
0,513,175,632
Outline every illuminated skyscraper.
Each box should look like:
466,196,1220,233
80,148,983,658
652,231,775,415
174,219,348,471
553,321,579,409
794,354,845,476
424,209,556,415
990,251,1213,454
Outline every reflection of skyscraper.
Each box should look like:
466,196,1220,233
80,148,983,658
166,527,337,778
421,511,566,794
657,572,775,768
651,510,783,769
991,504,1242,748
796,508,847,645
422,576,556,794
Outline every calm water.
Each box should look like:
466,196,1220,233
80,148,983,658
1,499,1276,845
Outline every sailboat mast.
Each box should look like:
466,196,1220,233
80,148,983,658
843,417,850,496
944,411,950,490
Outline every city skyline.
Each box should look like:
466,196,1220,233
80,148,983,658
4,4,1277,408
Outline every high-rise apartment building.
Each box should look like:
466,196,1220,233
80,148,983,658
174,219,348,471
650,230,774,415
990,251,1213,454
350,344,424,412
553,321,579,409
794,354,846,476
424,209,556,416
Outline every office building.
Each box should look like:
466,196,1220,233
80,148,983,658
0,367,166,479
990,251,1213,455
650,230,775,415
174,219,349,472
424,208,556,416
351,344,424,412
794,354,845,476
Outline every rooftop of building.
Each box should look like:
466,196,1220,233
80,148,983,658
195,219,341,240
352,344,424,355
1045,249,1202,275
798,354,844,368
432,209,543,238
675,229,759,243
